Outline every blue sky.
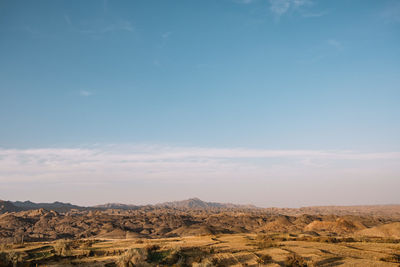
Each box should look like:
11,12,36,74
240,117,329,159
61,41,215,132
0,0,399,206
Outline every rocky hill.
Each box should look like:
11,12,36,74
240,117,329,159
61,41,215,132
1,198,400,244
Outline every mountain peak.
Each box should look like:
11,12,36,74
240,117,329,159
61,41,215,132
188,197,202,201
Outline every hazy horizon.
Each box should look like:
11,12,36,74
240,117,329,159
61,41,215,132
1,0,399,208
4,195,400,209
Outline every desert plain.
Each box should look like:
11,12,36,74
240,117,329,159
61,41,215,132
1,198,400,266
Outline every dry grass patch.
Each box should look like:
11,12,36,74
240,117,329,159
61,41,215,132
255,234,281,249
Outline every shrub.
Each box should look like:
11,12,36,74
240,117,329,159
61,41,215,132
145,244,170,263
0,252,11,266
53,239,72,257
192,258,216,267
162,247,185,265
314,237,338,243
117,248,149,267
284,253,308,267
145,244,160,252
0,250,20,266
257,254,273,264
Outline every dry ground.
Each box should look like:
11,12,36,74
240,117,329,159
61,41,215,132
1,233,400,266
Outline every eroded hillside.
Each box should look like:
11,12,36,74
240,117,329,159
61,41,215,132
1,200,400,266
1,206,399,244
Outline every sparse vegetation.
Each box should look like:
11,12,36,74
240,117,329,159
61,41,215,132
380,253,400,263
256,253,273,264
1,204,400,266
162,246,185,265
117,248,149,267
284,253,308,267
0,234,399,266
0,250,21,266
53,239,72,257
192,258,216,267
255,234,280,249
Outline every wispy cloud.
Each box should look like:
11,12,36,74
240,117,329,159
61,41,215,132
157,31,172,48
1,145,399,206
102,20,134,33
269,0,290,16
301,10,329,18
269,0,311,17
234,0,254,4
79,90,93,97
0,145,399,184
268,0,327,19
162,31,172,39
327,39,343,50
68,19,134,35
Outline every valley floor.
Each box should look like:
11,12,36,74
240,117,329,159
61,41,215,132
1,233,400,266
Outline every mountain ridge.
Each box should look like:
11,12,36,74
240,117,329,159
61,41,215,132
2,199,400,218
0,198,258,214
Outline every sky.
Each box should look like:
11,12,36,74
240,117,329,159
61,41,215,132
0,0,399,207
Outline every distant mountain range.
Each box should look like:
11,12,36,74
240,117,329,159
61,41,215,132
0,200,24,213
13,200,84,212
0,198,257,214
0,200,84,213
155,197,257,209
82,198,257,210
92,203,141,210
1,199,400,218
